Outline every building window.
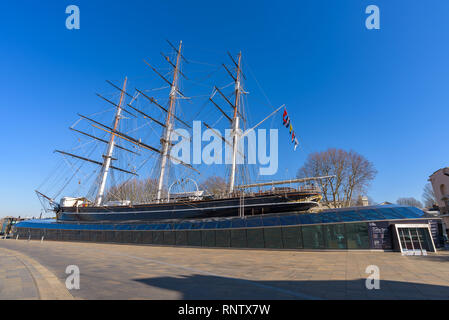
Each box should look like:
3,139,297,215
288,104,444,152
281,226,303,249
302,225,325,249
345,223,370,249
324,224,347,249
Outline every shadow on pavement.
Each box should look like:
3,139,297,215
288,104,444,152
413,254,449,262
134,274,449,300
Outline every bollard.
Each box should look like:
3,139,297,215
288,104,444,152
16,234,19,240
41,236,44,243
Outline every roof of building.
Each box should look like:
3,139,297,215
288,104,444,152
429,167,449,178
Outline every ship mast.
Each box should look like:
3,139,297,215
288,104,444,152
228,52,242,194
95,77,128,206
156,41,183,202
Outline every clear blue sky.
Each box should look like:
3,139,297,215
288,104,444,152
1,0,449,217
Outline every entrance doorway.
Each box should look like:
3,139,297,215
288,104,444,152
393,224,436,254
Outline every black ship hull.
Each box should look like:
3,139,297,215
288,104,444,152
58,191,320,222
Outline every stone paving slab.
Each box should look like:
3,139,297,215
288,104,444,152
0,246,74,300
0,239,448,300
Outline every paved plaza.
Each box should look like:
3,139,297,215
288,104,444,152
0,239,448,300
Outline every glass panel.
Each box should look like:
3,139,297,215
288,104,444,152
346,223,370,249
230,229,247,247
307,213,323,224
377,208,403,220
417,228,434,252
175,231,187,245
190,222,203,230
105,230,116,242
187,231,202,246
152,223,165,230
358,209,385,221
72,230,81,241
401,207,424,218
163,231,175,245
319,212,341,223
215,230,231,247
231,219,246,228
246,217,263,228
62,230,72,241
152,231,164,244
398,227,433,252
399,228,413,250
123,231,134,243
391,207,409,218
324,224,347,249
202,221,218,229
262,216,280,227
337,210,362,222
297,214,314,225
113,231,123,243
201,230,216,247
302,225,325,249
60,230,69,241
264,227,283,249
279,215,298,226
217,220,232,229
246,228,265,248
129,231,138,242
176,222,192,230
282,226,303,249
133,231,144,244
409,228,422,250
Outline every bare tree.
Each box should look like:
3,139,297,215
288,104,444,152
422,183,436,208
105,178,159,203
397,197,423,208
297,148,377,208
200,176,228,195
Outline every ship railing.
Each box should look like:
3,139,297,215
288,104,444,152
114,185,322,206
206,186,322,200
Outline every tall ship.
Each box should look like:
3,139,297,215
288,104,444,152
36,41,328,223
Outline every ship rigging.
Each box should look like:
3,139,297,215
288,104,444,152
35,41,329,222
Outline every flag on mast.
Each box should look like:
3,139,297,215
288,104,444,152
282,107,300,151
294,138,299,151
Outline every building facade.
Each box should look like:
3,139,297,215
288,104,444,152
14,205,446,252
429,168,449,214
